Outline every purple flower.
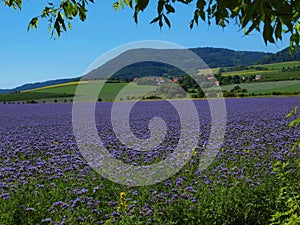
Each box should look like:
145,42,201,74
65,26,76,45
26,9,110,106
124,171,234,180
25,207,35,212
75,188,88,195
77,216,85,222
41,218,52,223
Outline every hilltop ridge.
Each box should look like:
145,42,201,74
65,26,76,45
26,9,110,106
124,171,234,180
0,46,292,94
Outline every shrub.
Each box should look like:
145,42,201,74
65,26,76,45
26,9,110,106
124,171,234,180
269,107,300,225
26,100,38,104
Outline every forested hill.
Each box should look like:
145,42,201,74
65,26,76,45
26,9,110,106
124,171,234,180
84,47,273,80
190,47,272,67
257,47,300,64
1,47,291,93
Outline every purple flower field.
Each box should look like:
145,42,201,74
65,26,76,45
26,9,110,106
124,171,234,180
1,97,300,224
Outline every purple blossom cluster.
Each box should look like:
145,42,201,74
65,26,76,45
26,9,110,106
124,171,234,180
0,97,300,223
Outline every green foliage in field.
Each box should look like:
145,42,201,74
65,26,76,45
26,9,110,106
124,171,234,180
0,82,157,102
33,84,79,95
254,61,300,70
220,61,300,83
222,85,248,97
269,107,300,225
0,92,74,102
221,81,300,96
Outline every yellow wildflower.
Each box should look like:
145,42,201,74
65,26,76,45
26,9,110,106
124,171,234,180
117,192,128,211
192,148,198,156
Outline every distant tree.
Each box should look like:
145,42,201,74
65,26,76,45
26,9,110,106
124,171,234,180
26,100,38,104
233,75,241,84
197,88,205,98
246,74,256,82
2,0,299,49
156,83,186,98
137,78,158,86
222,91,235,97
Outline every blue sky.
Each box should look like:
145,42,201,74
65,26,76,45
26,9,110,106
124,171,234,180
0,1,289,89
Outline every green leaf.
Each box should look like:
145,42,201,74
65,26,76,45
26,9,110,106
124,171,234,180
54,19,61,36
62,1,73,18
196,0,205,10
193,9,199,25
286,106,298,118
199,9,205,21
289,117,300,127
165,4,175,13
189,19,194,29
275,20,282,40
41,7,50,18
163,14,171,27
79,6,87,21
124,0,132,8
134,5,139,23
150,16,160,24
72,4,78,16
113,1,124,10
292,139,300,152
245,21,260,35
157,0,164,13
137,0,149,11
57,13,66,31
27,17,39,30
113,2,120,10
263,21,275,44
5,0,22,10
159,19,163,27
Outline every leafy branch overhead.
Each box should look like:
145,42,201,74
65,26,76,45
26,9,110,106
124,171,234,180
27,0,93,38
2,0,300,48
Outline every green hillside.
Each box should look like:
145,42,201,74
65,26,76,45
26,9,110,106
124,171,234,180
221,80,300,95
1,60,300,103
0,81,157,102
220,61,300,82
257,47,300,64
32,81,156,100
253,61,300,70
84,48,272,81
0,92,74,102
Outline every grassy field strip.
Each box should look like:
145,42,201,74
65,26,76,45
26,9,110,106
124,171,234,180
222,70,280,77
21,81,88,93
221,80,300,93
253,61,300,69
198,68,220,74
221,61,300,78
29,81,157,101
